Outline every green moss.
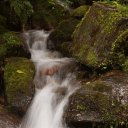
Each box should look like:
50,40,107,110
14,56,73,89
122,59,128,72
2,32,22,47
71,5,90,19
86,80,112,93
4,57,34,104
86,50,98,67
0,32,25,58
70,2,128,71
53,18,79,41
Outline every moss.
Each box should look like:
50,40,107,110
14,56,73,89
52,18,79,42
122,59,128,72
0,32,26,58
110,30,128,69
71,5,90,19
86,80,112,93
86,50,98,67
50,18,79,54
4,57,34,106
70,2,128,71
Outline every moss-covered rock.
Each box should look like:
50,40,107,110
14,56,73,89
65,71,128,127
49,18,79,54
71,5,90,19
0,32,28,62
4,57,34,113
70,2,128,71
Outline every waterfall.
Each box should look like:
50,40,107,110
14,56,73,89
20,30,79,128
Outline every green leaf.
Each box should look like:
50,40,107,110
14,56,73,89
16,70,24,74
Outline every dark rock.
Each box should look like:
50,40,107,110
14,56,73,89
0,104,20,128
49,18,79,55
65,71,128,126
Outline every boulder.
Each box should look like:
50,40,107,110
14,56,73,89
4,57,34,114
0,32,29,62
71,5,90,19
49,18,79,55
65,71,128,127
0,104,20,128
70,2,128,71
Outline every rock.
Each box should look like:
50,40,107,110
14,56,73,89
53,87,67,96
49,18,79,55
4,57,34,114
65,71,128,126
0,32,29,61
0,104,20,128
70,2,128,71
71,5,90,19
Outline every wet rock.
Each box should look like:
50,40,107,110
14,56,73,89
70,2,128,71
65,71,128,126
53,87,67,96
0,104,20,128
4,57,35,114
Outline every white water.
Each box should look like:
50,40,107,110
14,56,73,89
20,30,79,128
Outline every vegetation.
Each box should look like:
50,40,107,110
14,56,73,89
0,32,26,62
0,0,127,127
9,0,33,31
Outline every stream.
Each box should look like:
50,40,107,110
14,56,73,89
19,30,79,128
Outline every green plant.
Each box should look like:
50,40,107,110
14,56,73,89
10,0,33,31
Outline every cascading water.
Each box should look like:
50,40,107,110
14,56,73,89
20,30,79,128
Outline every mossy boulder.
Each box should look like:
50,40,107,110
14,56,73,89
4,57,34,113
65,71,128,127
49,18,79,54
71,5,90,19
0,32,28,62
70,2,128,71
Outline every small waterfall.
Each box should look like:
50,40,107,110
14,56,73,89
20,30,79,128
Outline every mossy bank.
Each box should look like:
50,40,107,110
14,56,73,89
4,57,34,114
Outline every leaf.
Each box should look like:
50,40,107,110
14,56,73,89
16,70,24,74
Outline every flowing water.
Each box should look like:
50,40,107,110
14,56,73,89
20,30,79,128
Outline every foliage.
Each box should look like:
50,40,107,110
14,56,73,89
31,0,69,29
9,0,33,30
0,32,25,60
